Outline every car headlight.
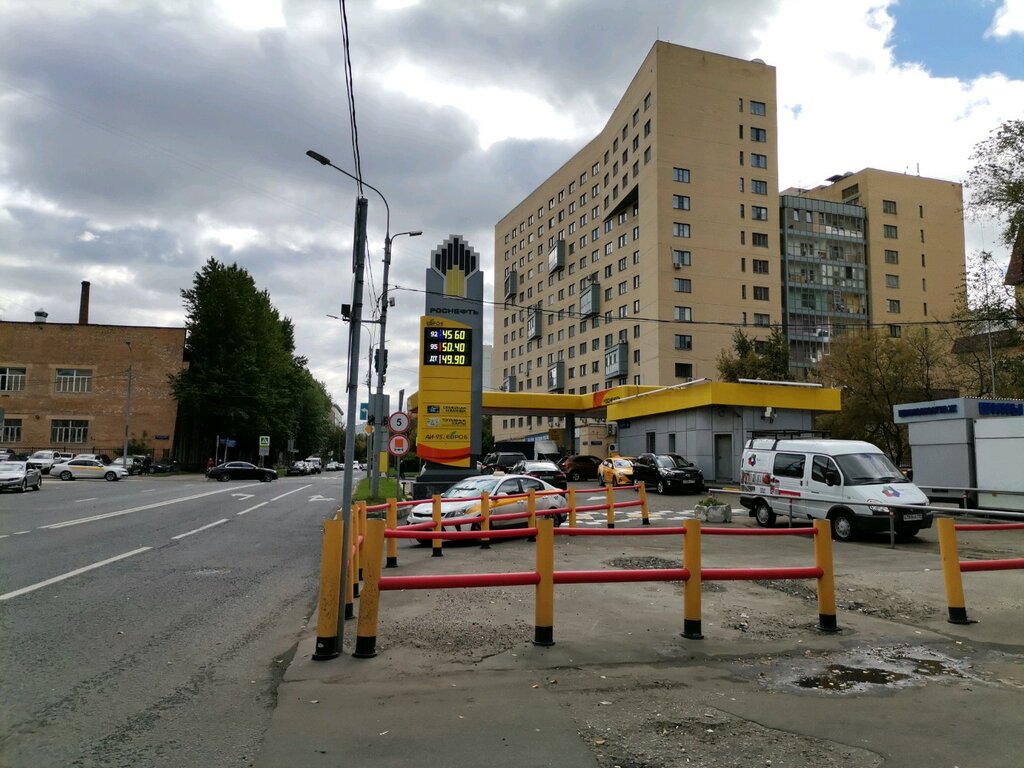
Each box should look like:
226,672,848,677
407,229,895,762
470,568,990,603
867,502,890,514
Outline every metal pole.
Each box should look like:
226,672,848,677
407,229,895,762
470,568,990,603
339,196,369,650
122,342,133,471
370,234,393,499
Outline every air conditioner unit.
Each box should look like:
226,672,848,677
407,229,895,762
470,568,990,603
672,262,681,269
608,443,618,453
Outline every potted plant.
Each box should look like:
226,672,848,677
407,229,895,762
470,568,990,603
694,493,732,523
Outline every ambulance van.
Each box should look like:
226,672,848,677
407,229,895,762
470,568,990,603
739,437,932,541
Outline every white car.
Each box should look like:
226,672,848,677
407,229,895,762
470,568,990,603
52,459,129,482
26,450,61,474
0,461,43,492
405,474,567,543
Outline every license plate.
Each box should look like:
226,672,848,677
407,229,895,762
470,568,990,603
902,512,923,521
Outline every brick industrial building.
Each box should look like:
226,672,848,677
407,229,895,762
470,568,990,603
0,283,186,459
492,41,965,445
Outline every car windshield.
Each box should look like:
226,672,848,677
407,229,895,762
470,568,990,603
525,462,558,471
655,455,693,468
442,477,500,498
833,453,908,485
613,459,632,468
0,461,26,470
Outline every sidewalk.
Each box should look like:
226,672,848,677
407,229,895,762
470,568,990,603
256,521,1024,768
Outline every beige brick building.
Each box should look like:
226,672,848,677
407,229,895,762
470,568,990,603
491,42,966,445
0,305,185,458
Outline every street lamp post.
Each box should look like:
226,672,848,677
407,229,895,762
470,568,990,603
122,341,133,472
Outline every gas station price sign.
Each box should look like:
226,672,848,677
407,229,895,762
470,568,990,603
422,327,473,367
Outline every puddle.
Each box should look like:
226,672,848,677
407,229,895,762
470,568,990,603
795,664,910,690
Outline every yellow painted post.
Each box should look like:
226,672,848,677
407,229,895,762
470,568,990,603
639,481,650,526
813,519,839,632
344,531,356,620
682,518,703,639
605,483,615,529
534,518,555,646
568,487,577,528
480,490,491,549
937,516,973,624
353,502,365,592
527,488,537,542
354,519,385,658
386,498,399,568
313,518,342,660
431,494,443,557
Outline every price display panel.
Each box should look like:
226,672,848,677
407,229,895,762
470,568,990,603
418,317,473,467
422,327,473,367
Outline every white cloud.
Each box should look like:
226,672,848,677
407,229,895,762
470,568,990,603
987,0,1024,38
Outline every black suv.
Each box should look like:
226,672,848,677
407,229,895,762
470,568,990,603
479,452,528,474
559,454,602,481
631,453,704,494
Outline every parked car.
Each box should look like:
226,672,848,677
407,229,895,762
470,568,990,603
206,461,276,483
510,460,567,490
146,458,178,474
0,460,43,492
111,455,149,475
304,457,323,474
479,451,529,474
559,454,603,482
73,453,113,465
631,453,705,494
26,450,62,474
52,458,128,482
286,460,310,476
597,456,636,486
325,461,342,471
405,474,567,542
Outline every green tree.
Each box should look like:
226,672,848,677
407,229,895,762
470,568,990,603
967,119,1024,248
716,328,791,382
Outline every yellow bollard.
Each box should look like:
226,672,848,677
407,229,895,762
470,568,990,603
937,516,973,624
354,519,385,658
313,518,343,660
605,483,615,528
431,494,443,557
480,491,491,549
639,481,650,525
534,518,555,646
527,488,537,542
813,519,839,632
386,498,399,568
351,503,364,598
682,518,703,639
568,487,577,528
344,528,356,620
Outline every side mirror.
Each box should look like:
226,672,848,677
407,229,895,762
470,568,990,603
824,469,839,487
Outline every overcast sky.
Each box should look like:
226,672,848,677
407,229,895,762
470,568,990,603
2,0,1023,412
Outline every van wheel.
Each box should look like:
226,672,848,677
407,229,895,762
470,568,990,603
753,501,775,527
830,511,856,542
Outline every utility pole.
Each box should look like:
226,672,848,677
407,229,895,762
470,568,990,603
122,341,133,470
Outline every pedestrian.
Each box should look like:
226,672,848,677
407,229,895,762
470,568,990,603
207,457,215,470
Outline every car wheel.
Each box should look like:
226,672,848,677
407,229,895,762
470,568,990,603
656,480,667,494
217,474,230,482
19,479,28,493
830,511,856,542
568,470,582,482
754,501,775,527
104,471,118,481
555,514,566,527
260,473,272,482
33,476,42,490
60,471,73,481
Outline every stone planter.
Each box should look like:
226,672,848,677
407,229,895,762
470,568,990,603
695,503,732,523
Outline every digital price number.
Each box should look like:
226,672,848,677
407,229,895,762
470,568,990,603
422,327,473,367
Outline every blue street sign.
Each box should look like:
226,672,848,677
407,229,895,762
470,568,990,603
359,402,368,420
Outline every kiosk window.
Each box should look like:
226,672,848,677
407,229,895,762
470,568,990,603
773,453,805,478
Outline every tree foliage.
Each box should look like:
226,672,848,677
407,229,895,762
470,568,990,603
171,258,334,464
716,328,791,382
967,118,1024,248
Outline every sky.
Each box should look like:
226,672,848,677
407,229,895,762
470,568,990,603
2,0,1023,414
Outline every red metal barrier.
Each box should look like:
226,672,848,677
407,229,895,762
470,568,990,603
554,568,689,584
959,558,1024,573
955,523,1024,532
703,566,822,581
380,571,540,590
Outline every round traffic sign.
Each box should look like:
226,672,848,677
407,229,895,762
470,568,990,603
387,411,411,433
387,433,411,457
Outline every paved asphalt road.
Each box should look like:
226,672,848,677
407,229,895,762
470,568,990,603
0,470,353,768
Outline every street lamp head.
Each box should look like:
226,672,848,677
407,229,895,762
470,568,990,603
409,230,423,237
306,149,331,166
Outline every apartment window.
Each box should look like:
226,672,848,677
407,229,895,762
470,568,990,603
888,324,902,338
618,256,627,271
632,275,640,289
739,204,745,219
739,151,744,166
885,249,899,264
751,153,767,168
673,167,690,183
55,368,92,393
886,299,901,313
673,223,691,238
674,278,692,293
672,194,690,210
643,146,651,164
672,249,691,267
618,281,628,295
753,286,770,301
604,265,613,278
752,232,769,247
751,127,767,142
643,119,651,137
750,100,766,116
920,229,925,243
674,334,692,350
674,306,692,322
883,225,898,238
617,234,627,248
52,418,89,444
632,249,640,265
921,253,927,267
885,274,900,288
752,259,769,274
1,418,22,442
738,124,744,139
752,206,768,220
882,199,897,214
675,363,694,379
0,367,27,391
644,92,651,110
751,179,768,195
753,313,770,327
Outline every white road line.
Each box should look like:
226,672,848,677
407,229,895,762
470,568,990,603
271,484,311,502
13,530,31,535
237,502,268,516
74,497,99,503
172,518,228,540
0,547,152,602
140,489,158,494
38,484,260,530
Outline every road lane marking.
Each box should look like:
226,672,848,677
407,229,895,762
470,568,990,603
74,498,99,503
13,531,31,535
172,518,229,540
308,494,336,502
237,502,268,516
0,547,152,601
140,489,158,494
231,493,254,501
38,484,261,530
271,484,311,502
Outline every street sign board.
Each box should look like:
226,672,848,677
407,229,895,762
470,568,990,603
387,411,411,433
258,447,269,457
359,402,369,421
387,434,411,456
259,435,270,447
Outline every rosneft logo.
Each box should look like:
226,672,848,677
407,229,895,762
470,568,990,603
431,235,479,298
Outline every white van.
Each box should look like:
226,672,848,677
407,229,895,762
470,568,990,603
739,438,932,541
304,457,322,474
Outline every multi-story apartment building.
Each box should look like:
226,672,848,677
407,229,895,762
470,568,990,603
493,42,781,441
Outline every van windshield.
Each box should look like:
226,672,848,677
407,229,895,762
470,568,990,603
834,453,908,486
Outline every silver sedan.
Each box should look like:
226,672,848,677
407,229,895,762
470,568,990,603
52,459,129,482
0,461,43,492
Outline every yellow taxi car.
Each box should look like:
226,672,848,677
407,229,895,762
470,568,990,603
598,456,636,486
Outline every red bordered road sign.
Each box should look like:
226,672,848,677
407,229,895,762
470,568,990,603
387,433,411,457
387,411,411,433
